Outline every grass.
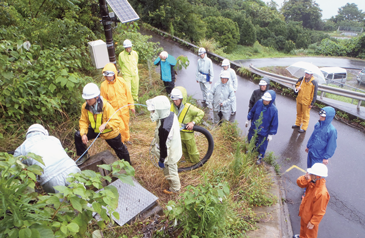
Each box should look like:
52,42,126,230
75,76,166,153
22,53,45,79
215,41,290,61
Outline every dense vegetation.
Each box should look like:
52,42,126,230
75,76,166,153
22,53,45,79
130,0,365,57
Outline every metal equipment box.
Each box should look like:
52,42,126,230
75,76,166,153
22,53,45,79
88,40,110,69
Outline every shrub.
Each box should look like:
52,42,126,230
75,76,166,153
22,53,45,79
0,152,135,237
165,180,230,237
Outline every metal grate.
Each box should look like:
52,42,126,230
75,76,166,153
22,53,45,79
98,179,158,226
106,0,139,23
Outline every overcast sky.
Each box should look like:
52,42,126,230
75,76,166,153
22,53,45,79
273,0,365,19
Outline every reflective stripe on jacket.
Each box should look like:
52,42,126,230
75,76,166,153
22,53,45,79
79,97,121,140
88,112,112,134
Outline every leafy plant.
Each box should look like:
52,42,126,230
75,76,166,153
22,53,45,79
174,55,190,71
0,152,135,237
165,180,230,237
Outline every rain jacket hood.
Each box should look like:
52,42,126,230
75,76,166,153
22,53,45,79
248,90,278,136
102,63,119,84
307,106,337,160
320,106,335,126
100,63,134,142
177,86,187,105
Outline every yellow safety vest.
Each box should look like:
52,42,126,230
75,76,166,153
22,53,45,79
171,103,193,133
88,111,112,134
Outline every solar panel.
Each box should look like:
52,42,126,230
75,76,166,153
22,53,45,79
106,0,140,23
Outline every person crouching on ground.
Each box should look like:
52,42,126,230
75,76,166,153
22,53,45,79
74,83,131,166
170,86,204,163
14,124,80,193
147,95,182,195
207,71,235,124
293,163,330,238
246,90,278,165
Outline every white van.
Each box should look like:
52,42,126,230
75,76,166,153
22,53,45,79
320,67,347,86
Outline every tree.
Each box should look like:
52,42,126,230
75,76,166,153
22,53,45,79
336,3,364,22
204,16,240,53
281,0,323,30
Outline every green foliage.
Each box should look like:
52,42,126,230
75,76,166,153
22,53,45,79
281,0,323,30
284,40,296,53
198,38,219,52
174,55,190,71
204,16,240,53
220,121,241,142
0,40,93,124
0,152,135,237
165,180,230,237
263,152,280,174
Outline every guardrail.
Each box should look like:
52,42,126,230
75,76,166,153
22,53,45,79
249,65,365,109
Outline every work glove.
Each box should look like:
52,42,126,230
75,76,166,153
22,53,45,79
245,121,249,127
159,157,165,168
267,135,272,142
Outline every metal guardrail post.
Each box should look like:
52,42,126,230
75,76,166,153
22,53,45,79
358,100,362,110
320,91,325,99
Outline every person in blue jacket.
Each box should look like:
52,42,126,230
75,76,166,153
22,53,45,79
247,90,279,165
305,106,337,169
154,51,177,95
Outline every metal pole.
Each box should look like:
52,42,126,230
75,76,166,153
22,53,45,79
99,0,117,65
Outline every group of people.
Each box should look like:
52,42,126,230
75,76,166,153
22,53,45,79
12,42,338,238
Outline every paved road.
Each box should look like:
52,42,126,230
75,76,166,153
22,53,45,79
146,31,365,237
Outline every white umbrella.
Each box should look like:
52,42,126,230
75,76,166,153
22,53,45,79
286,61,326,84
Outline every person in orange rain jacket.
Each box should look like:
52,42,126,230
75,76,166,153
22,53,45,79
293,163,330,238
100,63,135,143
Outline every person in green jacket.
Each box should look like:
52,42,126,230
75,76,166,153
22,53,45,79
118,39,139,102
170,86,204,163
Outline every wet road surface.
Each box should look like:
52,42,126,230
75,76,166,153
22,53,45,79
146,31,365,237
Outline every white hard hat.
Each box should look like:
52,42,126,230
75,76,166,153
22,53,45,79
220,71,230,79
170,88,183,100
123,39,132,48
307,163,328,177
26,124,49,136
221,59,230,67
198,47,206,55
82,83,100,99
305,69,313,74
146,96,171,111
259,80,268,86
262,92,272,101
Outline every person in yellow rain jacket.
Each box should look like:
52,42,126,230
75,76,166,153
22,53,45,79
294,163,330,238
118,39,139,102
170,86,204,163
100,63,135,143
292,70,318,133
74,83,131,166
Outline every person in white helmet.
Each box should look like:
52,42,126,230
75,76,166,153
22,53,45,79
196,47,214,106
293,163,330,238
74,83,131,166
247,90,278,165
221,59,237,118
13,124,81,193
154,51,177,95
118,39,140,102
147,96,182,194
207,71,235,124
292,69,318,133
170,86,204,163
248,78,271,113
